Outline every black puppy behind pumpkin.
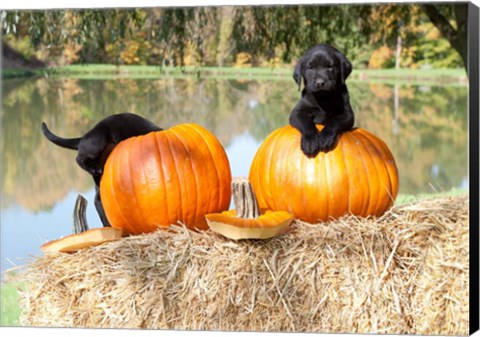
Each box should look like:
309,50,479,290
289,44,355,156
42,112,162,227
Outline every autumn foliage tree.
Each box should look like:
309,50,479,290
1,3,469,71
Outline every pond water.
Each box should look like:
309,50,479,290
1,75,469,274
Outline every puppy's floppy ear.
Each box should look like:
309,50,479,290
293,57,303,91
336,51,352,84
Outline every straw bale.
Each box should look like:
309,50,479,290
19,195,469,335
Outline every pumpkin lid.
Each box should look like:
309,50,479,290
205,177,293,240
41,227,123,253
206,209,293,240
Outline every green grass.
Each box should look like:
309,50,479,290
352,67,466,78
395,188,468,205
3,64,466,85
349,68,467,86
1,281,24,326
1,68,45,79
45,64,292,80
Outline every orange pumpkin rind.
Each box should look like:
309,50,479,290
249,125,399,223
99,123,232,234
41,227,123,253
206,177,294,240
206,209,293,240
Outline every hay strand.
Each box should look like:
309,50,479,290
18,195,469,334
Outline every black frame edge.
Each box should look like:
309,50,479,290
469,1,480,335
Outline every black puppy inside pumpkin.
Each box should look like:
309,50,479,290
289,44,355,157
42,113,162,227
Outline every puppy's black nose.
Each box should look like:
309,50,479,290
91,167,103,176
315,79,325,88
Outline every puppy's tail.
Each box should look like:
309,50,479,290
42,122,81,150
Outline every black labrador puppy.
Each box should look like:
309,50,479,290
290,44,355,156
42,112,162,227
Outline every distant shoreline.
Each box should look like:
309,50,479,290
2,65,468,86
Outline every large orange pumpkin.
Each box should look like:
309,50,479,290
249,125,399,223
100,123,232,234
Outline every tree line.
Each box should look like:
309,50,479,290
1,3,468,71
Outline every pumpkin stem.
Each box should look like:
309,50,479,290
232,177,260,219
73,195,89,234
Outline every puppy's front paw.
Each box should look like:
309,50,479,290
313,115,326,125
317,131,337,152
301,134,320,157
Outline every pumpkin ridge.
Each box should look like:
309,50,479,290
129,137,147,232
349,130,372,216
116,138,134,232
323,149,331,221
276,127,292,211
269,127,288,212
154,132,170,228
287,129,303,215
175,123,229,229
361,130,397,214
168,127,198,228
370,131,398,192
137,135,150,228
298,152,306,216
325,133,349,219
377,137,399,208
339,132,352,216
360,131,388,216
296,131,305,218
177,124,218,225
354,130,382,216
253,127,283,210
253,138,268,209
105,143,131,233
358,130,387,215
163,130,184,226
118,142,138,234
280,126,299,212
365,130,393,216
112,138,131,232
186,124,224,213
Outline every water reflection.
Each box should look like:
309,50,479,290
1,76,468,273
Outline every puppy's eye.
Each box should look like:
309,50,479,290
306,63,313,69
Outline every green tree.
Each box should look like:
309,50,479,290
357,4,468,71
421,4,468,71
226,3,468,71
1,3,470,71
1,9,146,64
